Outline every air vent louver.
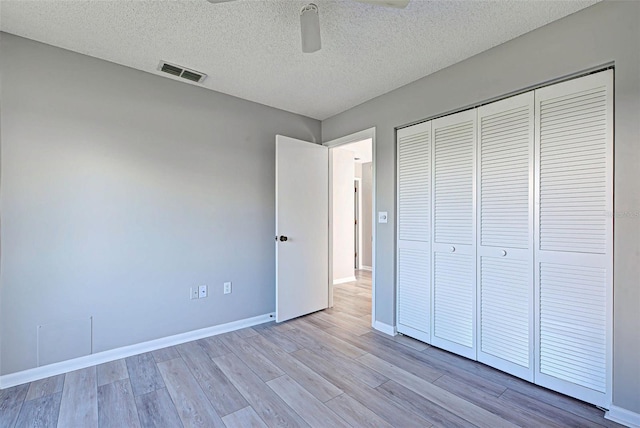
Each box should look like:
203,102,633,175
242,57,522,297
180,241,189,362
158,61,207,83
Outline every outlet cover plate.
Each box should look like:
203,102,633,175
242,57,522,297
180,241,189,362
199,285,207,298
224,282,232,294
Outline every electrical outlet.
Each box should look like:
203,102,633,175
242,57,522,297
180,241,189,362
224,282,232,295
199,285,207,298
190,287,199,300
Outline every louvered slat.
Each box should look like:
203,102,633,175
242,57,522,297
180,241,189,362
480,257,529,367
433,120,475,245
539,85,608,254
539,262,607,392
433,252,474,347
398,129,430,242
397,248,430,335
480,104,530,248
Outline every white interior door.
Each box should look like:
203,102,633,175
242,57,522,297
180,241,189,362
276,135,329,322
396,121,432,343
431,109,477,360
476,92,534,381
534,70,613,407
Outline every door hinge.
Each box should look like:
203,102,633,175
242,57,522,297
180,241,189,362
355,219,358,225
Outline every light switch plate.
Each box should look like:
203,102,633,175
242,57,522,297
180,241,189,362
378,211,388,223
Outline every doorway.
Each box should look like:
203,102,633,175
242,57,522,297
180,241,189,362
325,128,376,325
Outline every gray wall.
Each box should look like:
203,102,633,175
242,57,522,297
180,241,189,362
0,33,321,375
322,1,640,413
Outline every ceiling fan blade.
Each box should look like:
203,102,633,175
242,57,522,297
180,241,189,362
353,0,410,8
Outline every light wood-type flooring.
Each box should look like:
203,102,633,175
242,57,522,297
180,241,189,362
0,271,621,427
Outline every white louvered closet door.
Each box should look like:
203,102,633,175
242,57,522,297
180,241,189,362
396,121,432,343
477,92,534,381
431,109,477,359
534,70,613,407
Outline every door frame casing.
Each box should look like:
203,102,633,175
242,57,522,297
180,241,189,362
324,128,376,325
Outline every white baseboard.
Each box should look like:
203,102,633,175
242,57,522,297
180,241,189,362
0,312,275,390
359,265,372,271
606,405,640,427
373,320,397,336
333,276,356,285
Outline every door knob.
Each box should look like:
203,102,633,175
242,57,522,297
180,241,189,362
279,235,288,242
450,246,456,252
501,250,507,257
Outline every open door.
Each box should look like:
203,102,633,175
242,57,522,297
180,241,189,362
275,135,329,322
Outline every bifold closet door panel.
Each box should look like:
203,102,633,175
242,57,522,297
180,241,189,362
396,121,431,343
431,109,477,359
477,92,535,381
534,69,613,407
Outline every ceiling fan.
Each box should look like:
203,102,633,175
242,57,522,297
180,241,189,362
206,0,410,53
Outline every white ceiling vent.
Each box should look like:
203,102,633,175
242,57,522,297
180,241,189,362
157,61,207,83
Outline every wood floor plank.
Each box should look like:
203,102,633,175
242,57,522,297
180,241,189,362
377,380,475,428
14,391,62,428
157,358,225,428
57,366,98,428
218,332,284,382
176,340,248,417
221,406,267,428
197,336,232,359
324,326,443,383
357,353,516,428
499,388,605,428
25,374,65,401
311,310,370,336
135,388,183,428
390,333,430,351
97,359,129,387
234,327,259,338
152,346,181,363
325,393,395,428
252,324,302,353
287,321,367,360
245,333,343,403
97,379,141,428
433,374,567,428
292,347,430,428
213,353,309,428
309,345,388,388
266,375,350,428
126,352,166,396
0,383,29,428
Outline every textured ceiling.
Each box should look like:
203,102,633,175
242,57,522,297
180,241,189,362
0,0,599,120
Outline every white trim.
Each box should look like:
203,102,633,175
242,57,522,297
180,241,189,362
333,276,357,285
0,312,274,390
373,320,397,336
605,406,640,428
360,265,372,271
324,127,377,329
